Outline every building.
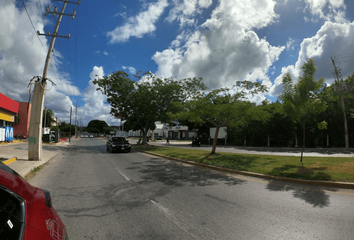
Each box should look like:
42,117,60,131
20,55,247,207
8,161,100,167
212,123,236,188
0,93,19,142
14,102,31,139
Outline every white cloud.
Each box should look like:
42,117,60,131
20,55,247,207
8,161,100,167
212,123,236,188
107,0,168,43
122,66,137,75
286,37,296,51
0,0,49,100
165,0,213,27
270,21,354,96
0,0,89,125
76,66,121,126
153,0,284,99
304,0,347,23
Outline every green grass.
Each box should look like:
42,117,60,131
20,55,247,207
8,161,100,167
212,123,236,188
0,157,7,162
133,145,354,182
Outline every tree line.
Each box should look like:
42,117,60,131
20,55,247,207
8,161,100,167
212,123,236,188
93,59,354,157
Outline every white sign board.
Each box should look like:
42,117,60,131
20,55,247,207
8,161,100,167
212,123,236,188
210,127,227,139
0,128,4,141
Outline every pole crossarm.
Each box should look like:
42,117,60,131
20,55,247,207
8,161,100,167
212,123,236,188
37,31,71,38
55,0,81,4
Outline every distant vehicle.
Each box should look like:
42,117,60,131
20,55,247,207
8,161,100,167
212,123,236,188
155,136,162,140
89,134,93,138
0,162,69,240
106,136,131,153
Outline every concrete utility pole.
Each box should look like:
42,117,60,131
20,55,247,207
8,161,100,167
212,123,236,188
331,57,349,148
28,0,80,160
69,106,72,143
75,104,78,138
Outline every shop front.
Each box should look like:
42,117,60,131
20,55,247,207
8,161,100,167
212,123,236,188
0,93,19,142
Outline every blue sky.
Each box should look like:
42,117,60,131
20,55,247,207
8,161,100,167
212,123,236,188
1,0,354,126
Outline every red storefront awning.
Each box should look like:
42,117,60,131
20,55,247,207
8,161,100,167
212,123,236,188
0,93,19,114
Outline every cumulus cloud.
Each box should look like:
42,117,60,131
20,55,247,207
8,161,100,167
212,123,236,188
75,66,121,127
304,0,347,23
122,66,137,75
0,0,49,100
286,37,296,51
107,0,168,43
0,0,90,125
165,0,213,27
269,21,354,96
153,0,284,98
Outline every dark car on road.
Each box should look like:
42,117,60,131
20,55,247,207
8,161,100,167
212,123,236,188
0,162,69,240
106,136,131,153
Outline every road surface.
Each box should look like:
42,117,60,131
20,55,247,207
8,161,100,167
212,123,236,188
28,138,354,239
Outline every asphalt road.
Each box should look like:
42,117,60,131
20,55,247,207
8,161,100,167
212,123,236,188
28,138,354,240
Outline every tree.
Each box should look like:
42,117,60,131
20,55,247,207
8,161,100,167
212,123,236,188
317,72,354,147
177,81,269,154
93,71,206,144
42,108,54,128
279,59,327,164
87,120,109,133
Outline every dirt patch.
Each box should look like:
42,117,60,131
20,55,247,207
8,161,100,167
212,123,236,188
327,162,354,174
296,166,327,174
308,161,323,169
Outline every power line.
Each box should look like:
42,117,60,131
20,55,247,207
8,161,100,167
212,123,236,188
21,0,47,52
38,0,44,16
331,52,354,58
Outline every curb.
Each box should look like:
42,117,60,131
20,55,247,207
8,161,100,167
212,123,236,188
143,151,354,190
3,157,17,165
21,152,62,179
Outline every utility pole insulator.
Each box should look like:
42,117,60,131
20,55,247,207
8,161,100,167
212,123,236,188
72,10,76,19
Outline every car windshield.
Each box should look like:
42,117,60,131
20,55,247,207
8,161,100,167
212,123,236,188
112,137,126,143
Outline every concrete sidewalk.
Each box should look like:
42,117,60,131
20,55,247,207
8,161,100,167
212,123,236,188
0,140,69,178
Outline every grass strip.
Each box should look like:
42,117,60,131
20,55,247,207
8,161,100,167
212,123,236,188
133,145,354,182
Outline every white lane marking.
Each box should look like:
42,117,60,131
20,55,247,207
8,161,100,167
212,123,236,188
150,200,200,240
115,168,130,182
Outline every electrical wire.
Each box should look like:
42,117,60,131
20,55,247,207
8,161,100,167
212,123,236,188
21,0,47,53
38,0,44,16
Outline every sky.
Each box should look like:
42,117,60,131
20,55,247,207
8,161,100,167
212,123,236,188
1,0,354,127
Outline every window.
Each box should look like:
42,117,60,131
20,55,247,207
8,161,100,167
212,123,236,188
0,186,25,240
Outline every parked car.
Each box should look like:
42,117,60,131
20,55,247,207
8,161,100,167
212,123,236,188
154,136,162,140
106,136,131,153
0,162,69,240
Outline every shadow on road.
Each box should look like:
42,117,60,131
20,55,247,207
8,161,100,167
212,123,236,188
266,180,334,208
138,157,245,189
267,165,332,181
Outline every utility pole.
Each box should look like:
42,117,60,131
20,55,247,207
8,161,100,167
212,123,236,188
28,0,80,160
75,104,78,138
331,57,349,148
69,106,72,143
